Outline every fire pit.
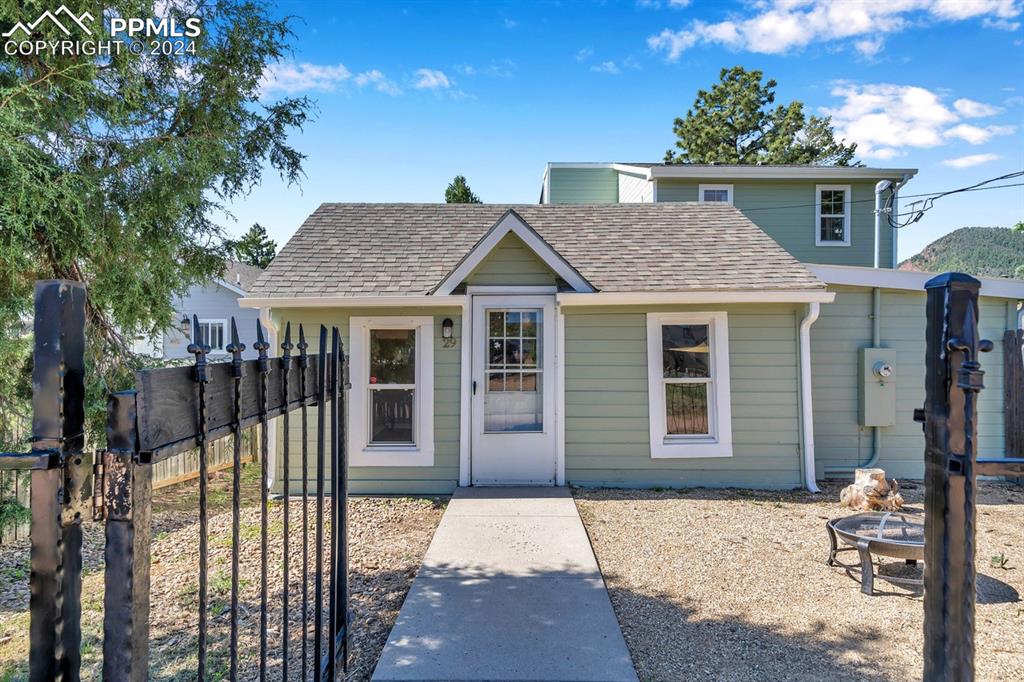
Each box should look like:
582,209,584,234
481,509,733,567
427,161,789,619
826,511,925,595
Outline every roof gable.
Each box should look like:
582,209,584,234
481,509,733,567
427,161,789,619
432,210,594,295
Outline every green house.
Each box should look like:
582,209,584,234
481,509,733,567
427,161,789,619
241,165,1023,495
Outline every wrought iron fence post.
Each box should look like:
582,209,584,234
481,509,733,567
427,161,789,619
102,390,152,682
29,280,87,682
920,272,993,682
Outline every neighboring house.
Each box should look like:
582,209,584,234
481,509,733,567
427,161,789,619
162,261,265,361
240,198,1024,496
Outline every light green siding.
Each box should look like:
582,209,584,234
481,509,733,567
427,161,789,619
271,306,462,495
563,304,805,489
548,167,618,203
464,233,558,287
811,286,1012,480
657,178,892,268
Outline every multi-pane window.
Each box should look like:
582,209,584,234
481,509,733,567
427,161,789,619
816,185,851,245
485,309,543,432
197,320,226,352
661,324,711,436
698,184,733,204
368,329,416,445
646,312,733,458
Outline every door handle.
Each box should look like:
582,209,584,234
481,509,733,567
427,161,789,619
473,380,477,395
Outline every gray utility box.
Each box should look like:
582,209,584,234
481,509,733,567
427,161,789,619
859,347,897,427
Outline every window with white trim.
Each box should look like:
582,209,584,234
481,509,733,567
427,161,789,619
197,319,226,352
349,316,434,467
815,184,851,246
646,312,733,458
698,184,733,204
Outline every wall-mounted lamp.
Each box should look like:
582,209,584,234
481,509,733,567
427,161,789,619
441,318,456,347
179,315,192,338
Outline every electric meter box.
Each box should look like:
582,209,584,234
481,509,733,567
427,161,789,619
859,347,897,427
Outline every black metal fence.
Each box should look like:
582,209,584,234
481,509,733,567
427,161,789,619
918,273,1024,682
0,280,349,681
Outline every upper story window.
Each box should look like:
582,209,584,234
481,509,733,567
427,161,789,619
816,184,851,246
646,312,733,459
197,319,226,352
698,184,733,204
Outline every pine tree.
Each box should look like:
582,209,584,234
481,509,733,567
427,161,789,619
445,175,482,203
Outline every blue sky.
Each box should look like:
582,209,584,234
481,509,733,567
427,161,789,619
225,0,1024,261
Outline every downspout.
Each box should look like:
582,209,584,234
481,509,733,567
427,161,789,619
800,302,822,492
258,307,279,491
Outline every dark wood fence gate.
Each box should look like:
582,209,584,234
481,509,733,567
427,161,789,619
1,280,349,681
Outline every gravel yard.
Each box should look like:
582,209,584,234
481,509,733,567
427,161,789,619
0,464,446,681
574,481,1024,682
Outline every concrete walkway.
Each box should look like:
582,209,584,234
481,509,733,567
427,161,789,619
371,487,637,682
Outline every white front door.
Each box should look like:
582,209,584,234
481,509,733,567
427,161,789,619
471,295,556,485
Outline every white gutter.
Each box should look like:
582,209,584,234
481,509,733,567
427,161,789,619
799,302,822,493
807,264,1024,299
649,166,918,180
556,290,835,306
239,295,467,309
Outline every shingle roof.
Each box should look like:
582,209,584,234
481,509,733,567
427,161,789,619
222,261,264,292
248,203,825,297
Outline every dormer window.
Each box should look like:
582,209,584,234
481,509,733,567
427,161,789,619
698,184,733,204
816,185,851,246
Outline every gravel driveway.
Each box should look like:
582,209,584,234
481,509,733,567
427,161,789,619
574,481,1024,682
0,464,446,681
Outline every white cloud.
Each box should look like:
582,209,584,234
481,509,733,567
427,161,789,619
942,153,1001,168
648,0,1023,60
503,18,519,29
353,69,402,96
413,68,451,90
260,62,351,95
575,47,594,62
854,36,884,57
945,123,1016,144
591,61,621,75
637,0,691,7
824,83,1014,159
953,97,1003,117
982,16,1021,29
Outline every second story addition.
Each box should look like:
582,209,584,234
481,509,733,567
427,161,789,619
540,163,918,269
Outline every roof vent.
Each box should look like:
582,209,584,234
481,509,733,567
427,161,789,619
236,273,241,286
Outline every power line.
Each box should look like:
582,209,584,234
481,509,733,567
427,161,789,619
888,171,1024,228
729,172,1024,221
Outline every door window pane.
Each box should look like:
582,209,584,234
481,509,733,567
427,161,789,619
370,329,415,384
665,384,709,435
662,324,710,378
484,307,543,432
370,389,414,443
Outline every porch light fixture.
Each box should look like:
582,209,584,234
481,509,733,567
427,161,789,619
179,315,191,337
442,318,454,339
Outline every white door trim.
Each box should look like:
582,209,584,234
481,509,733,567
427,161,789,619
469,293,558,485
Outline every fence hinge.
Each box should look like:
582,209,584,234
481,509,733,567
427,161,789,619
92,455,105,521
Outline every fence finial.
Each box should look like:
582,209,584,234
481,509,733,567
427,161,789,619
187,314,210,384
254,321,271,374
227,318,246,379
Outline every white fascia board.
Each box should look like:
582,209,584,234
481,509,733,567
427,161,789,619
545,162,653,179
808,264,1024,300
215,278,247,297
238,295,467,308
649,166,918,181
556,290,835,306
433,210,595,295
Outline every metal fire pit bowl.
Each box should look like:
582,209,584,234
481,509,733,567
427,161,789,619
826,511,925,595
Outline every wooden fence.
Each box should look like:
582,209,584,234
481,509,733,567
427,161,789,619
0,424,261,545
